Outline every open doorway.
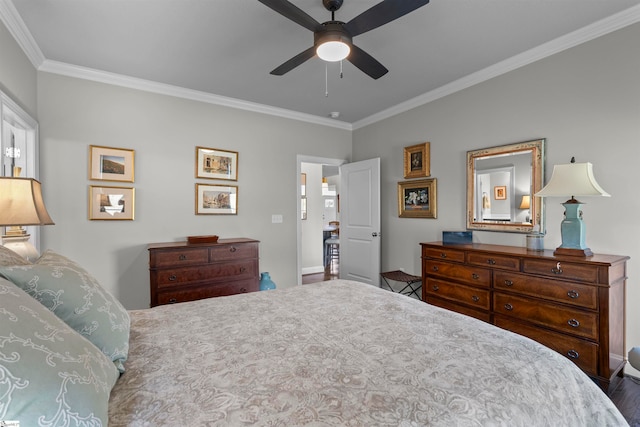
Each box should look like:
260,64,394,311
296,155,344,285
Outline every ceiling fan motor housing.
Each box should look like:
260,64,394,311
322,0,344,12
314,22,352,48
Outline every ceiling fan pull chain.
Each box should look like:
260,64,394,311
340,60,343,79
325,63,329,97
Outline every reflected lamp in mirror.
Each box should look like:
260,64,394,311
535,157,609,257
0,177,55,261
519,195,531,222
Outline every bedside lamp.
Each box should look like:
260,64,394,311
0,177,55,261
534,157,609,257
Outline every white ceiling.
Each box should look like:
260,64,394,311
4,0,640,128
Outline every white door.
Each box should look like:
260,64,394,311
339,158,381,286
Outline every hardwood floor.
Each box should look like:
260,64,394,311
302,261,339,284
610,375,640,426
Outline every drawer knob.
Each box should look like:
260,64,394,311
487,258,496,265
240,287,247,293
567,318,580,328
169,274,177,281
551,262,563,275
567,290,579,299
432,285,440,291
229,246,237,253
440,253,447,258
168,298,177,304
504,303,514,311
432,266,439,272
472,273,480,280
178,254,187,261
240,267,247,273
471,295,480,302
567,349,580,359
504,279,514,287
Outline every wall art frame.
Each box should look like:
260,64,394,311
89,185,135,220
196,183,238,215
398,178,437,218
494,185,507,200
403,142,430,179
196,146,238,180
89,145,135,182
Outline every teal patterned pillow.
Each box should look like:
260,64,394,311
0,277,119,426
0,250,130,373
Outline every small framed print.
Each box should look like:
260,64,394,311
196,146,238,180
398,178,437,218
89,145,135,182
196,183,238,215
403,142,430,179
494,185,507,200
89,185,135,220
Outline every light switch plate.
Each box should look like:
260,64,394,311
271,214,283,224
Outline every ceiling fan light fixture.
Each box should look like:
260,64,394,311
317,41,350,62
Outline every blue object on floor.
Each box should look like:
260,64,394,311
259,272,276,291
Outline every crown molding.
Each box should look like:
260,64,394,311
0,0,44,67
39,60,353,130
353,4,640,130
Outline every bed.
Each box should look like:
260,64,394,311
0,248,629,426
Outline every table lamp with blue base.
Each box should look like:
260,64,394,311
535,157,610,257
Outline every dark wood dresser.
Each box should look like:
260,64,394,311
421,241,629,390
149,238,259,307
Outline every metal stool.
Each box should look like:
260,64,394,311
324,237,339,268
380,270,422,299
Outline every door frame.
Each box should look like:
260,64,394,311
296,154,345,286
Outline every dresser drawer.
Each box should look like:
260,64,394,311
157,278,258,305
156,259,258,288
494,271,597,310
425,260,491,287
467,252,520,271
423,247,465,263
494,293,598,340
151,247,209,268
210,242,258,261
426,297,491,323
523,259,598,283
495,315,598,375
426,278,490,310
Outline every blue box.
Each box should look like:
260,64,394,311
442,231,473,245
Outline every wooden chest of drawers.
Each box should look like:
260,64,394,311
149,238,259,307
421,241,628,390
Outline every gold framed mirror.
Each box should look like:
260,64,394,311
467,139,545,233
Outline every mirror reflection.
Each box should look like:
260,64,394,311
467,139,545,233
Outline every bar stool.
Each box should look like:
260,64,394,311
324,237,339,268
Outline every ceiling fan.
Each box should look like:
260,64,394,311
258,0,430,79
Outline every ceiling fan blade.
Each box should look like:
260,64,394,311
344,0,430,37
270,46,317,75
347,44,388,79
258,0,322,32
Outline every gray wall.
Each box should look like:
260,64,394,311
35,72,351,309
353,23,640,376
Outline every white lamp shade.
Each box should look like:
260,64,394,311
535,162,610,198
0,177,55,226
316,41,350,62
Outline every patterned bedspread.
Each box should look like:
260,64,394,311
109,280,628,426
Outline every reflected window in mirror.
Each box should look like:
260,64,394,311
467,139,545,234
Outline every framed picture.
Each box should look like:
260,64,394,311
196,183,238,215
196,146,238,180
89,185,135,220
89,145,135,182
494,185,507,200
403,142,430,179
398,178,437,218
